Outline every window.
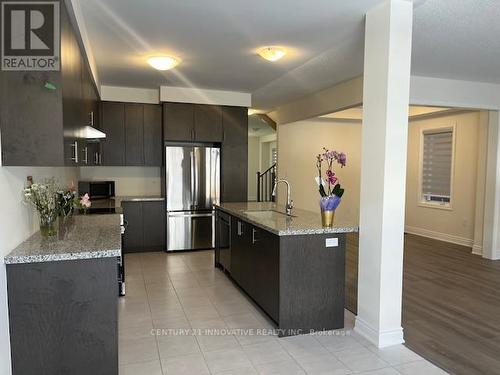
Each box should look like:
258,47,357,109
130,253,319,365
420,128,454,207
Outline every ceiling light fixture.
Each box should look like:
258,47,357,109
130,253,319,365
257,46,286,62
147,56,180,71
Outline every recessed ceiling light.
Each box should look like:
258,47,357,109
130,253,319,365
257,46,286,62
147,56,180,71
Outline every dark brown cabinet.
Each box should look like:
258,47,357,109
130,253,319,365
101,102,162,166
101,102,126,166
221,106,248,202
125,104,145,166
229,216,279,322
163,103,224,142
219,209,346,335
0,2,99,166
163,102,194,141
194,105,223,142
143,104,163,166
122,200,165,253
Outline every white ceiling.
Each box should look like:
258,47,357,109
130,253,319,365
77,0,500,110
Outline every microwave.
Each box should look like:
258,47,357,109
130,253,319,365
78,181,115,200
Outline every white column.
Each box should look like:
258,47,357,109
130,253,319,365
355,0,413,348
483,111,500,260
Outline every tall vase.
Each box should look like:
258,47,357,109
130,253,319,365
319,196,341,228
39,211,58,237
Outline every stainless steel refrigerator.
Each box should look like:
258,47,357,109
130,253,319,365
165,145,220,251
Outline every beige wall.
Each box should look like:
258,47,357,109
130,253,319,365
79,167,161,196
405,112,482,245
278,111,484,247
278,119,361,224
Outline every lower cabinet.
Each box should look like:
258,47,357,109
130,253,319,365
215,210,231,272
217,208,346,336
229,215,279,323
122,200,165,253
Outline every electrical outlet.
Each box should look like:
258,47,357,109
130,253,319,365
325,238,339,247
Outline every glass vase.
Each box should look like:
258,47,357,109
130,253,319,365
39,212,58,237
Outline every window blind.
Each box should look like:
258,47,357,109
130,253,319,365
421,129,453,203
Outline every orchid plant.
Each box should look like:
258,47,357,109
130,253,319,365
316,148,347,211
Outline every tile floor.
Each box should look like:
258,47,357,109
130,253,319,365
119,251,449,375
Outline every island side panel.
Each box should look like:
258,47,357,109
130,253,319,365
6,258,118,375
279,233,345,336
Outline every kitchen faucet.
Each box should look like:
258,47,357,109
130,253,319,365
272,178,294,215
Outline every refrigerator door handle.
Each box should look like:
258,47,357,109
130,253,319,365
190,150,195,209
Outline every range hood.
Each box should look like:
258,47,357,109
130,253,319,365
82,125,106,140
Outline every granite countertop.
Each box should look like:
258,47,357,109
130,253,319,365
4,214,122,265
215,202,358,236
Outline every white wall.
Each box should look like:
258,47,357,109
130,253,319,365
278,111,484,245
0,166,79,375
79,167,161,196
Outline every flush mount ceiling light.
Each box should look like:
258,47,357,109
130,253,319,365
257,46,286,62
147,56,180,71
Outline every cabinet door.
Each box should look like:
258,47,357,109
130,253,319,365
125,103,144,166
221,106,248,202
143,104,162,166
230,217,244,285
101,102,125,166
142,201,165,252
122,201,143,253
252,227,279,322
163,102,194,141
194,105,223,142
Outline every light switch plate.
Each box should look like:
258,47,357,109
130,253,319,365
325,238,339,247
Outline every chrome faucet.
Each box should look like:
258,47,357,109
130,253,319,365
272,178,294,215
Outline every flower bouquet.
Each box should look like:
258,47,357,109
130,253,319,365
316,148,347,227
24,178,60,237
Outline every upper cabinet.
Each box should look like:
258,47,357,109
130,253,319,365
100,102,162,167
194,105,223,142
163,102,223,142
221,106,248,202
163,102,194,141
101,102,125,166
143,105,163,166
0,2,99,166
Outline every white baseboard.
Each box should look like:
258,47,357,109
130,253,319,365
404,225,473,248
472,243,483,256
354,317,404,348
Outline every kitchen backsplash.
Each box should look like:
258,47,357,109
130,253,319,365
79,167,161,196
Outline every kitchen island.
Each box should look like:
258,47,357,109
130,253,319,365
4,214,122,375
214,202,358,337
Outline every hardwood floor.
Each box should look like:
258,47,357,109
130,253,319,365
345,233,500,375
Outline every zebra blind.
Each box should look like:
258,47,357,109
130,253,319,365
421,129,453,204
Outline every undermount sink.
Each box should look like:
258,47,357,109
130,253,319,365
243,210,296,218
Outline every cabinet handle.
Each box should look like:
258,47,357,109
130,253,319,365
83,147,88,164
89,111,94,126
98,153,102,165
238,221,243,236
94,152,98,165
71,141,78,163
252,228,258,244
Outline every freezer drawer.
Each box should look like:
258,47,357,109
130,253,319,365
167,211,215,251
